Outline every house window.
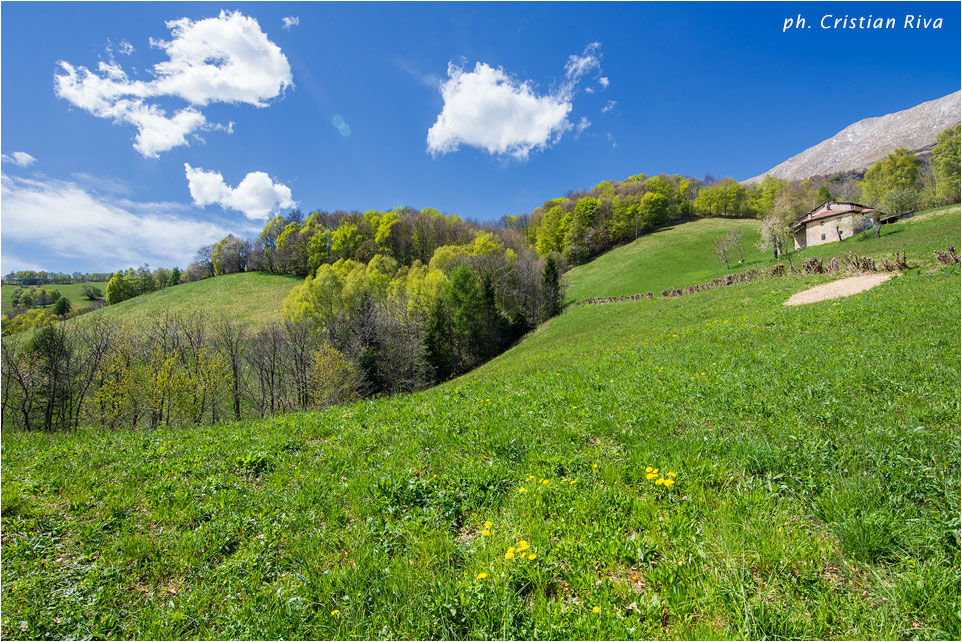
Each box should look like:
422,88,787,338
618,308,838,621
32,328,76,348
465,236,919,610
820,233,826,241
820,220,825,226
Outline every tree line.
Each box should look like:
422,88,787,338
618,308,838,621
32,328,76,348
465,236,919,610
1,247,563,431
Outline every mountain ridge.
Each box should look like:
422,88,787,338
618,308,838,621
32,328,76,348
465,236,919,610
744,90,961,184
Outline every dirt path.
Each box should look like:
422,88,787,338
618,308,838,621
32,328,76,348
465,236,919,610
784,273,895,306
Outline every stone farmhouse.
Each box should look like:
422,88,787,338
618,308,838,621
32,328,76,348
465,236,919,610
792,201,878,250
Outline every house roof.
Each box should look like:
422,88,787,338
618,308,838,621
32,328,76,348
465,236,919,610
791,201,876,232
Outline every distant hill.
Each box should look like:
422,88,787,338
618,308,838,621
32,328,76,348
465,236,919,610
744,91,961,184
7,272,302,341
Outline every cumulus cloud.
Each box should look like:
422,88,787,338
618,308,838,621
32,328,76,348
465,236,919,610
427,62,571,160
598,76,609,89
55,10,292,157
185,163,294,219
1,152,37,167
426,43,605,160
282,16,300,30
0,175,234,270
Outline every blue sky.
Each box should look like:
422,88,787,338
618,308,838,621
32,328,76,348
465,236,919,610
1,1,959,274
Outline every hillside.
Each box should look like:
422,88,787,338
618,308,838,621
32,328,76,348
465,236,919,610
744,91,961,184
566,205,961,301
3,206,959,639
11,272,301,337
1,281,109,314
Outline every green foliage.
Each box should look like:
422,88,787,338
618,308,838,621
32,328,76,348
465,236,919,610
82,283,105,300
105,273,136,305
862,147,922,212
1,308,59,336
52,296,71,316
167,267,181,287
535,205,570,257
932,125,961,205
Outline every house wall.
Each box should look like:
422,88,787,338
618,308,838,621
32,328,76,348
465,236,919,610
803,212,863,247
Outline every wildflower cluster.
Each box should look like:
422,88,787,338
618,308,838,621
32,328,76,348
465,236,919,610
505,539,537,561
645,466,677,488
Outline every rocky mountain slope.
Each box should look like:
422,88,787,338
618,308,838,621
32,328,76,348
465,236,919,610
744,90,960,184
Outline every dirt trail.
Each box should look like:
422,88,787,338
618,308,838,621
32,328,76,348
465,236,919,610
784,273,895,306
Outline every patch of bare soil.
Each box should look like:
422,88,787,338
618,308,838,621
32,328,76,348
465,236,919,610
784,273,895,306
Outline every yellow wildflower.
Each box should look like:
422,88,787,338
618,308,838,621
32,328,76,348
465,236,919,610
505,548,516,560
484,521,493,529
519,487,526,493
645,466,653,473
481,529,490,536
528,553,537,561
331,609,340,617
666,472,677,478
664,479,675,488
655,478,665,486
592,463,598,469
646,473,656,480
476,572,488,580
592,606,601,614
517,540,529,552
541,479,549,485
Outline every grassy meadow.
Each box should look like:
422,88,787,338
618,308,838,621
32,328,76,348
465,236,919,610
1,281,110,314
1,207,960,639
566,205,960,302
4,272,301,340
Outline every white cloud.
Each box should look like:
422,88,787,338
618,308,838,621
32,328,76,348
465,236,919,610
576,117,591,134
426,43,605,160
562,42,602,97
0,175,234,271
119,39,135,55
185,163,294,219
1,152,37,167
598,77,609,89
55,10,292,157
427,62,572,160
602,100,617,113
282,16,300,30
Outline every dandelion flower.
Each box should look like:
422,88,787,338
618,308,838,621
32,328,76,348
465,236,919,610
653,468,659,474
646,473,656,480
655,478,665,486
481,529,490,536
645,466,653,473
476,572,488,580
592,463,598,469
519,487,527,493
331,609,340,617
505,550,516,560
666,472,677,478
484,521,493,529
664,479,675,488
517,540,529,552
541,479,549,485
528,553,537,561
592,606,601,614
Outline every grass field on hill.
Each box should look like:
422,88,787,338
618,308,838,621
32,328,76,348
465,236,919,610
566,205,960,302
5,272,301,339
0,281,110,314
3,205,959,639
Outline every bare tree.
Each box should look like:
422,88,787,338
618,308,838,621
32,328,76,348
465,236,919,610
713,234,733,269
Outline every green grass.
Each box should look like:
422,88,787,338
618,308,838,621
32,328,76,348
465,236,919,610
5,272,301,340
2,208,960,639
566,205,960,302
1,281,109,314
